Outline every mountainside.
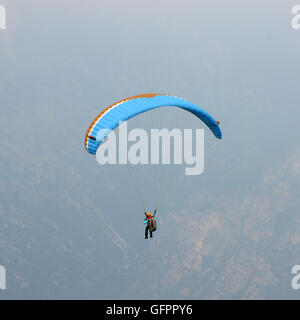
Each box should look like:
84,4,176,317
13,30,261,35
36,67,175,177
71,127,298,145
120,149,300,299
1,117,299,298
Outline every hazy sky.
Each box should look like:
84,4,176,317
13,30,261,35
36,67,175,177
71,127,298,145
0,0,300,299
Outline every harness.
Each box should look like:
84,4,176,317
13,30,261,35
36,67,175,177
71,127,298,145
147,216,157,232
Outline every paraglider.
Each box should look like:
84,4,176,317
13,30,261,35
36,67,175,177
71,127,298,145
85,93,222,154
84,93,222,238
144,210,157,239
